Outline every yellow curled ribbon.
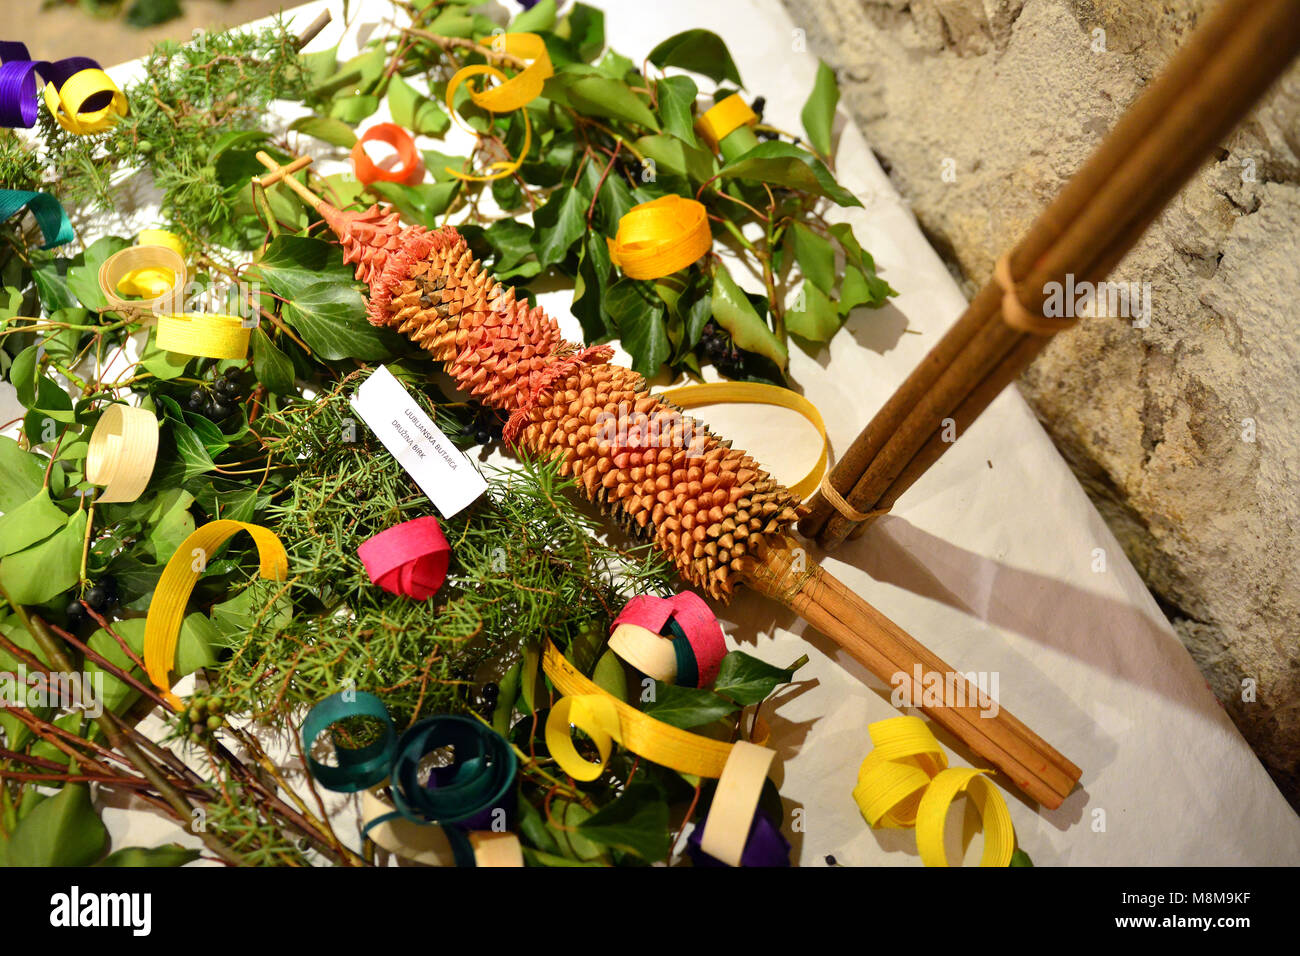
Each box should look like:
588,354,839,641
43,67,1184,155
852,716,1015,867
98,234,188,314
144,521,288,707
657,381,829,501
444,33,552,182
607,195,712,280
117,230,186,299
85,404,159,504
543,640,734,778
42,68,128,135
155,314,252,360
695,94,758,152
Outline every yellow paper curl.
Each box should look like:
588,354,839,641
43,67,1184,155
443,33,552,183
42,68,128,135
851,716,1015,867
543,640,734,778
607,195,712,280
656,381,829,501
695,94,758,152
155,314,251,360
117,230,187,300
144,521,288,707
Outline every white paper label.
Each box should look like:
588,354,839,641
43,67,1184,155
349,365,487,518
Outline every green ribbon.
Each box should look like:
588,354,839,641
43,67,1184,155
666,617,699,688
0,189,75,248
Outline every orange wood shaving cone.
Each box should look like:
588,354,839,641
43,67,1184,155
322,203,803,598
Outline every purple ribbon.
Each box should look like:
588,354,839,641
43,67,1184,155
0,42,111,129
686,809,792,867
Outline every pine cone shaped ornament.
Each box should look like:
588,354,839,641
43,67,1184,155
319,202,803,599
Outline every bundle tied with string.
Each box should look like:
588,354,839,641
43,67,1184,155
252,151,1080,810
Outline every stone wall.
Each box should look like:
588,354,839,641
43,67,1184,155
781,0,1300,809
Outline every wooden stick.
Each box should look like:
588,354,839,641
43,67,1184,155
254,151,326,213
808,0,1300,549
743,538,1081,808
295,9,333,50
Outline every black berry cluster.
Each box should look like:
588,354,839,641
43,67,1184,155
64,576,119,631
186,366,246,421
698,320,745,378
475,680,500,717
470,407,502,446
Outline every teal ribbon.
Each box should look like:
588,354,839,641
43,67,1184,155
302,694,518,867
0,189,74,248
300,690,397,793
666,617,700,688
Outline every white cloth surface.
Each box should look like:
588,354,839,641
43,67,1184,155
9,0,1296,866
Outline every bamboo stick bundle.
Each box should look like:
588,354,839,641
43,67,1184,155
254,153,1081,808
801,0,1300,549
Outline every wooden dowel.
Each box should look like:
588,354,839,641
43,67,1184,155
801,0,1257,542
743,539,1080,807
815,0,1300,549
295,9,333,50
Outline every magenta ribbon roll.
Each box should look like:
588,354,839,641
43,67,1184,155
611,590,727,687
357,516,451,601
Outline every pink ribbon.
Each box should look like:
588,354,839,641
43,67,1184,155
357,517,450,601
612,590,727,686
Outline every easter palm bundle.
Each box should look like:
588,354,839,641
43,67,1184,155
257,152,1079,810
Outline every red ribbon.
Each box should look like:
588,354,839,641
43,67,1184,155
357,517,450,601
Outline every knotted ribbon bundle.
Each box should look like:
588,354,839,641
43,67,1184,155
607,590,726,687
0,41,125,133
356,516,450,601
302,691,522,867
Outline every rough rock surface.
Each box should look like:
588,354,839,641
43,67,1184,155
782,0,1300,809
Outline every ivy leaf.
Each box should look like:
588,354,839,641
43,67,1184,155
560,3,606,62
2,784,107,866
787,282,842,343
512,0,557,32
571,235,613,342
711,264,787,369
655,76,700,146
643,682,739,728
576,783,671,860
157,397,216,481
483,218,539,279
712,650,803,706
545,74,660,131
67,237,130,312
367,181,460,227
0,437,46,512
648,30,744,87
592,649,627,702
717,141,861,208
329,94,380,125
635,134,715,184
0,509,85,606
800,61,840,158
96,845,201,867
138,336,191,381
838,265,893,316
387,75,450,136
251,327,295,394
255,237,398,361
0,488,70,558
790,222,835,294
605,279,668,377
531,186,589,270
288,115,357,148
